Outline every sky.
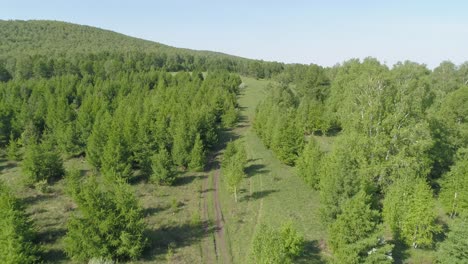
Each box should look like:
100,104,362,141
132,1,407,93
2,0,468,68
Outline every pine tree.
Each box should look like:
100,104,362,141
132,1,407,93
100,123,132,180
7,133,21,161
251,222,304,264
64,176,147,261
171,119,190,168
86,111,110,168
189,133,205,171
151,146,176,185
329,191,393,264
383,177,440,248
22,139,65,184
437,218,468,263
296,138,322,189
0,181,39,263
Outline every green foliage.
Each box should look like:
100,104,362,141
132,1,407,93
22,139,65,184
64,176,147,261
7,133,21,161
251,222,304,264
255,84,304,165
151,147,176,185
319,133,369,222
296,138,322,189
437,219,468,264
222,141,247,202
383,177,440,248
100,123,132,180
329,191,393,264
0,181,39,263
189,133,205,171
439,149,468,218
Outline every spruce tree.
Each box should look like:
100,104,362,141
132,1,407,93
189,133,205,172
151,146,176,185
100,124,132,180
329,191,393,264
7,133,21,161
64,176,147,261
0,181,39,263
437,218,468,263
22,138,65,184
296,138,322,189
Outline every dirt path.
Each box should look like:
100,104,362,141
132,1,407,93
201,151,231,264
212,164,231,264
200,81,256,263
201,171,216,264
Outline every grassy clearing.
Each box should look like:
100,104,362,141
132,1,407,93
219,77,327,263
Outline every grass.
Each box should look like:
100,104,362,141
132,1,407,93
218,77,327,263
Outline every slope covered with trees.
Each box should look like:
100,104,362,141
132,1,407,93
0,20,285,79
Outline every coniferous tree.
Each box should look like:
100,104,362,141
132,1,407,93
151,146,176,185
383,177,440,248
86,112,110,168
437,218,468,264
296,138,322,189
7,133,21,161
251,222,304,264
0,181,39,263
22,138,65,184
329,191,393,264
64,176,147,261
100,124,132,180
189,133,205,172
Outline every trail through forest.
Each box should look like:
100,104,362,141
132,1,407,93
201,134,234,264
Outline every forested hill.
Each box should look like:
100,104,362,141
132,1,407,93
0,20,227,58
0,20,284,78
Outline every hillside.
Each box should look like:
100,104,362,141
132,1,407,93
0,20,285,78
0,20,232,58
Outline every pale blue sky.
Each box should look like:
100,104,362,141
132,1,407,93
2,0,468,68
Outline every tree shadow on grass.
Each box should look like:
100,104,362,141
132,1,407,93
391,240,411,264
173,175,200,187
296,240,326,264
37,228,69,263
40,248,68,263
37,228,67,244
143,205,170,217
245,163,269,178
0,160,16,171
142,221,212,261
23,193,54,205
242,189,278,201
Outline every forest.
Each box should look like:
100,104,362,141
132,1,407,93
0,20,467,264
